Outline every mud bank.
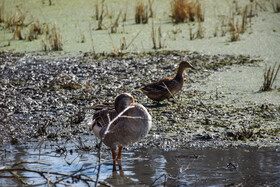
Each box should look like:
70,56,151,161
0,50,279,149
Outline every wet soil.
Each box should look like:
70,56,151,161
1,50,279,149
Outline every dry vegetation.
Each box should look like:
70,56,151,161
261,63,280,91
271,0,280,13
214,0,262,42
110,10,122,33
27,20,43,41
229,17,240,42
135,2,148,24
0,3,4,23
95,0,105,30
171,0,204,23
0,0,277,51
151,21,164,49
189,22,205,40
41,23,63,51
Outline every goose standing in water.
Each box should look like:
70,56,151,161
139,61,195,102
90,93,152,171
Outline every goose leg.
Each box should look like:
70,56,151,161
111,149,117,172
117,146,123,160
117,146,124,176
117,159,124,177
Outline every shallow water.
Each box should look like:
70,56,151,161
0,137,279,186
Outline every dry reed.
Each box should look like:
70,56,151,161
0,3,4,23
27,20,43,41
151,21,163,49
135,2,148,24
42,23,63,51
111,10,122,33
123,5,127,22
261,63,280,91
229,17,240,42
12,26,23,40
96,0,105,30
271,0,280,13
171,0,204,23
148,0,154,18
5,10,26,29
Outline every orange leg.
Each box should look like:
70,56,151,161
117,159,124,177
117,146,124,176
117,146,123,160
111,149,117,172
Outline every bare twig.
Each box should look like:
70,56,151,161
125,28,143,50
162,82,175,100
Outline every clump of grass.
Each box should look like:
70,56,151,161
261,63,280,91
135,2,148,24
5,10,26,29
48,24,63,50
232,122,254,141
229,17,240,42
171,0,204,23
12,26,23,40
42,23,63,51
27,20,43,41
110,10,122,33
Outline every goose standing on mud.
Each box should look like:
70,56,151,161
90,93,152,171
139,61,195,102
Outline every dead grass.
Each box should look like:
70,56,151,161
27,20,43,41
12,26,23,40
42,23,63,51
261,63,280,91
0,3,4,23
123,5,127,22
229,17,240,42
189,22,205,40
5,10,27,29
110,10,122,33
271,0,280,13
148,0,154,18
232,122,254,141
214,1,261,41
151,21,164,49
171,0,204,23
96,0,105,30
135,2,148,24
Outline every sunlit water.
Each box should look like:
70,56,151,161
0,137,279,186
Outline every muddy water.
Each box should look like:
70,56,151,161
0,137,279,186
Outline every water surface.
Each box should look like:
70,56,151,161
0,138,279,186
